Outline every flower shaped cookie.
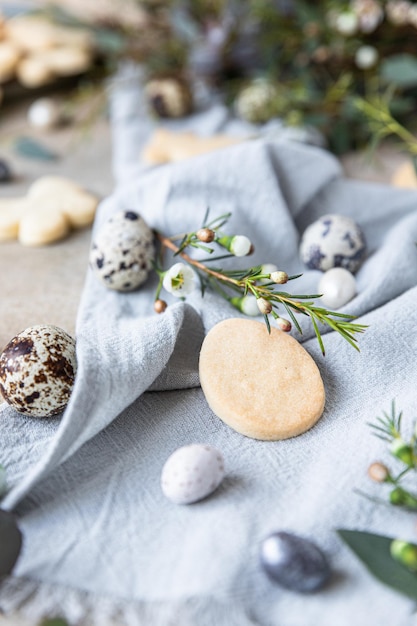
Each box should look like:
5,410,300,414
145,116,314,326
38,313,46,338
0,176,99,246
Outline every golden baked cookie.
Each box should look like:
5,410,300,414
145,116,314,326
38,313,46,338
199,318,326,441
391,161,417,189
142,128,245,165
0,176,99,246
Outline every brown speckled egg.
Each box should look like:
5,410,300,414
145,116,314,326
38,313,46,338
0,325,77,418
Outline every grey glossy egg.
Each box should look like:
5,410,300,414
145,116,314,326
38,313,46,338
90,210,155,292
0,325,77,418
260,531,331,592
300,214,366,273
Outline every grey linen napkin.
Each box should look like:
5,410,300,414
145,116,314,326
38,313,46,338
1,69,417,626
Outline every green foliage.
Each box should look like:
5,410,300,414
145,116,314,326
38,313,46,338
363,403,417,511
380,54,417,89
156,210,367,354
13,137,59,161
338,530,417,600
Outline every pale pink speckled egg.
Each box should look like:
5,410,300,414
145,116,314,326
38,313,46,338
0,325,77,418
161,444,225,505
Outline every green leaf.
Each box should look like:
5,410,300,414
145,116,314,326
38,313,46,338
0,509,22,578
337,529,417,600
380,54,417,89
13,137,58,161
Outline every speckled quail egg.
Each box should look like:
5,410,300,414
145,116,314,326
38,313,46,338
300,214,366,273
89,210,155,292
0,325,77,418
144,77,193,119
161,444,225,505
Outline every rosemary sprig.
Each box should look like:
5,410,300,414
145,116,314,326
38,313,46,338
156,224,367,355
364,402,417,511
355,95,417,157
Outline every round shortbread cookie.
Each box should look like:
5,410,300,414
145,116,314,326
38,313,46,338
391,161,417,189
199,318,325,441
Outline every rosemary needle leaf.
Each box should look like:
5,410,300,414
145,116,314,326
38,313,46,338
283,303,303,334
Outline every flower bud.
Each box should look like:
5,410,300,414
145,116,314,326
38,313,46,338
230,295,259,316
271,270,289,284
368,462,390,483
276,317,292,332
196,228,215,243
390,539,417,573
389,486,417,509
257,297,272,315
154,299,167,313
390,438,415,467
217,235,252,257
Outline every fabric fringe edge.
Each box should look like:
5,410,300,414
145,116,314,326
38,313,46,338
0,576,259,626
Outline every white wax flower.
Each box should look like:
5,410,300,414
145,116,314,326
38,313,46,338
260,263,278,275
355,45,379,69
230,235,251,257
240,295,260,316
259,263,278,284
408,5,417,26
335,11,359,35
386,0,412,25
163,262,197,297
351,0,384,33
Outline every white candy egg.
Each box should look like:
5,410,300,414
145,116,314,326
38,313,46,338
0,325,77,418
318,267,357,309
161,444,225,505
90,210,155,292
27,97,62,129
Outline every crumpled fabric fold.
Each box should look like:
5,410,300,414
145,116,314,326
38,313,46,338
1,66,417,626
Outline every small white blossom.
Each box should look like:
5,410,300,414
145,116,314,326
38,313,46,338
240,295,260,316
386,0,412,25
162,263,197,297
230,235,252,257
408,5,417,26
335,11,359,35
259,263,278,284
351,0,384,33
355,45,379,69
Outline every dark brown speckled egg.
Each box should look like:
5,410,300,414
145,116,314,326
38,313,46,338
0,325,77,418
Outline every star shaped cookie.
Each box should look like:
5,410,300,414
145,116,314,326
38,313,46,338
0,176,99,246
